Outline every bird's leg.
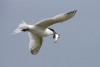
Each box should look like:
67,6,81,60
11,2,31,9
21,29,28,32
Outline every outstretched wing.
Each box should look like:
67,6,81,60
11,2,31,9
28,32,43,55
35,10,77,28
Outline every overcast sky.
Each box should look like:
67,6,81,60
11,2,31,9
0,0,100,67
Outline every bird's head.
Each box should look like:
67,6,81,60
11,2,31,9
53,33,60,43
48,28,60,43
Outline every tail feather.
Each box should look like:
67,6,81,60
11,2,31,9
13,21,29,34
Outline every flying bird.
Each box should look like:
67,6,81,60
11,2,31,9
14,10,77,55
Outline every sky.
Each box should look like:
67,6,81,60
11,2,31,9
0,0,100,67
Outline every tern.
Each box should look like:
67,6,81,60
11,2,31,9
14,10,77,55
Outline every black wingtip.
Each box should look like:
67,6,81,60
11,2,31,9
31,50,37,55
68,10,77,13
74,10,77,13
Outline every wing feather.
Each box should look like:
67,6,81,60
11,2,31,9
35,10,77,28
28,32,43,55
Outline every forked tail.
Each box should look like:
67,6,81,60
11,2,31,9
13,21,29,34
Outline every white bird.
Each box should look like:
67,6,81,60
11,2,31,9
14,10,77,55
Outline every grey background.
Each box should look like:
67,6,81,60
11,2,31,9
0,0,100,67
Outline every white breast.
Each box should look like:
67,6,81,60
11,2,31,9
43,28,54,37
28,25,53,37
